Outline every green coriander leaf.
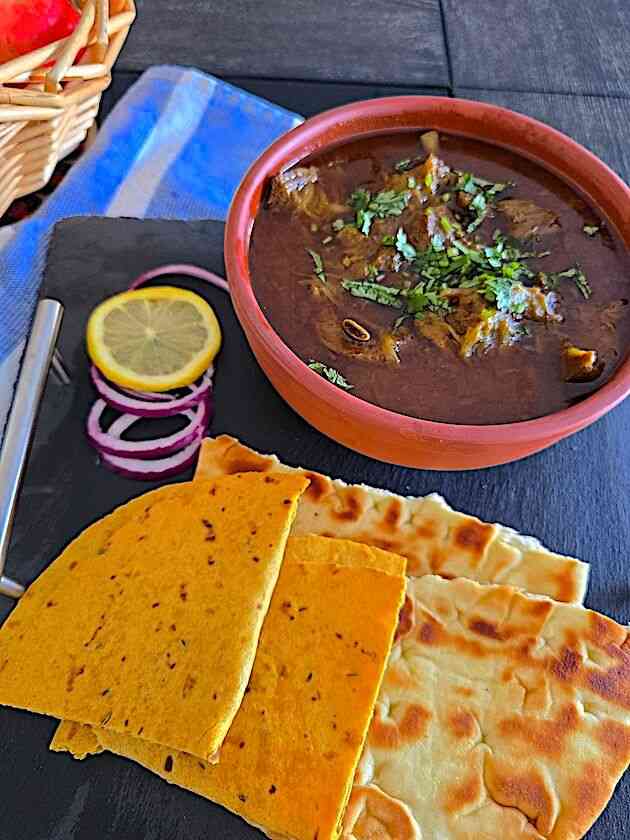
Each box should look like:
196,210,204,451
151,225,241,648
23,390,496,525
341,279,404,308
424,171,433,189
382,234,395,246
471,193,487,212
349,189,370,211
440,216,453,234
574,267,592,299
395,227,417,261
306,248,326,283
357,208,375,235
431,233,446,251
308,361,353,390
408,176,417,189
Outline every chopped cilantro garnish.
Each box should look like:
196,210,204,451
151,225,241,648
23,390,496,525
574,267,592,299
349,188,410,236
471,193,487,212
306,249,326,283
382,234,396,246
395,227,417,261
407,285,450,318
341,279,404,308
541,265,592,299
357,209,375,235
408,176,417,189
424,172,433,189
583,224,600,237
456,172,511,233
439,216,453,234
308,361,353,390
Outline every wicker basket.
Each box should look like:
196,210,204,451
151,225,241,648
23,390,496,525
0,0,135,217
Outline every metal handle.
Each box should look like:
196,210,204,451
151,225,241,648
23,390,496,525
0,300,64,599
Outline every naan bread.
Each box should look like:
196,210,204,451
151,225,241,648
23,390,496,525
343,575,630,839
0,473,307,761
52,535,407,840
194,436,588,604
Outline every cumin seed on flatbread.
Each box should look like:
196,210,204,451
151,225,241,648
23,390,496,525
194,435,589,604
0,473,307,761
344,575,630,840
52,535,407,840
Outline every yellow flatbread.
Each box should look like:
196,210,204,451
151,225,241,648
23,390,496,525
343,575,630,839
52,535,407,840
0,473,307,761
194,436,589,604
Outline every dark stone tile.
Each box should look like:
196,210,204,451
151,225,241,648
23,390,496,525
102,71,449,123
118,0,449,86
456,88,630,183
444,0,630,96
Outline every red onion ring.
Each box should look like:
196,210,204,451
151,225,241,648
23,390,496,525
118,386,175,402
129,263,230,294
90,366,213,418
100,438,204,481
86,397,212,460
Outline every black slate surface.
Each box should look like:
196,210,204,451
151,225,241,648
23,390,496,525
456,88,630,184
0,216,628,839
118,0,449,87
101,71,449,124
443,0,630,96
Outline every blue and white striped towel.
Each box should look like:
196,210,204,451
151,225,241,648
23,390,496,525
0,65,302,429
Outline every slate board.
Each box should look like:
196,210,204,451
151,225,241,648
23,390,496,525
443,0,630,96
119,0,449,87
0,216,628,839
456,88,630,186
101,71,450,125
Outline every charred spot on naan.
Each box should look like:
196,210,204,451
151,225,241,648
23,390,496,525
394,595,415,642
484,758,558,836
446,709,479,741
303,471,333,502
443,770,484,816
343,785,421,840
369,701,432,750
498,702,580,759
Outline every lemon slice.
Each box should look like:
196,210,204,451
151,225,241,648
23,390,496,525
86,287,222,392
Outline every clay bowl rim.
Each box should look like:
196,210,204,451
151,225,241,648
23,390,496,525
225,95,630,446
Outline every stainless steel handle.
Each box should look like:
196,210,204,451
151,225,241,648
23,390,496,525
0,300,64,599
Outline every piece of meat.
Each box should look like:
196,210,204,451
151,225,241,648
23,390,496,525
410,205,458,251
564,346,603,382
337,225,379,272
385,154,450,197
269,166,345,220
442,288,486,335
458,310,520,358
516,284,562,322
317,313,398,364
418,153,451,195
415,313,458,350
497,199,560,239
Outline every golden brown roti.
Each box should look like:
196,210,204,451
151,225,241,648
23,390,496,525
52,535,407,840
0,473,307,761
194,436,588,604
343,575,630,839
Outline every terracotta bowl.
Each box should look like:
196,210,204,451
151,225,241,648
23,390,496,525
225,96,630,470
